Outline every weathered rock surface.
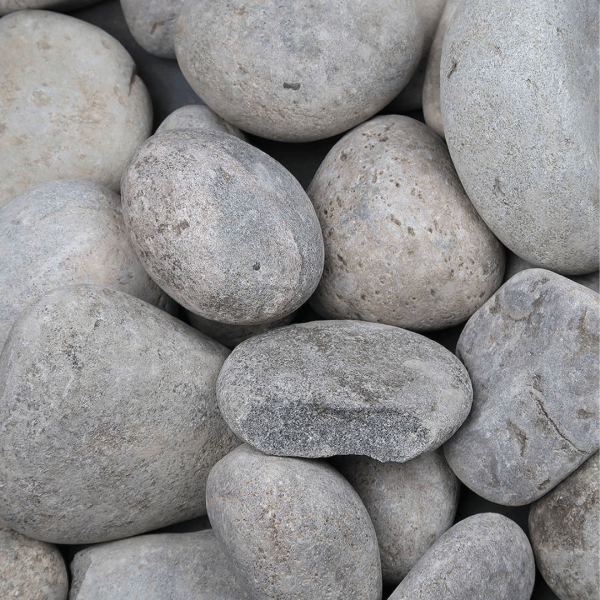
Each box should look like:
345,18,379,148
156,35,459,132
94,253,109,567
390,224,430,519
529,452,599,600
388,513,536,599
175,0,423,142
185,309,296,349
332,450,459,585
155,104,246,140
0,0,99,16
308,115,505,331
69,530,251,600
217,320,472,462
0,10,152,207
206,444,382,600
121,0,184,59
0,179,175,351
422,0,460,137
446,269,599,505
121,129,324,325
0,528,68,600
0,284,238,544
441,0,599,274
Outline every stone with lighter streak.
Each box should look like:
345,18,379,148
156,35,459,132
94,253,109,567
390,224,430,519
445,269,599,505
217,320,472,462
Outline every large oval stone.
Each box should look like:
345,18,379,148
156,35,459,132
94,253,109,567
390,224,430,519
121,129,324,325
0,285,238,544
206,444,381,599
440,0,599,274
445,269,599,505
217,320,472,462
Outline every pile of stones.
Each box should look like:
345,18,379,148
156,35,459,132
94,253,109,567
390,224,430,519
0,0,597,599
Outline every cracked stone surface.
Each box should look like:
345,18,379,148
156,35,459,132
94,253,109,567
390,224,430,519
0,9,152,207
529,452,599,600
445,269,599,505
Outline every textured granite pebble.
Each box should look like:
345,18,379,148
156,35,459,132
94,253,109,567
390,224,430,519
0,284,238,544
0,10,152,207
0,528,68,600
441,0,599,274
0,0,99,16
69,530,251,600
121,129,324,325
332,450,459,585
308,115,505,331
175,0,423,141
0,179,175,351
206,444,382,600
217,320,472,462
388,513,536,599
446,269,599,505
155,104,246,140
529,452,599,600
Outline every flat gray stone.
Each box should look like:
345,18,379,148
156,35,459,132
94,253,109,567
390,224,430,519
446,269,599,505
0,1,99,16
121,0,184,59
308,115,505,331
174,0,423,142
0,10,152,207
0,284,238,544
0,179,175,351
529,452,599,600
121,129,324,325
332,450,459,585
388,513,535,599
69,530,251,600
422,0,460,138
441,0,599,274
156,104,246,140
217,320,472,462
0,528,68,600
206,444,382,600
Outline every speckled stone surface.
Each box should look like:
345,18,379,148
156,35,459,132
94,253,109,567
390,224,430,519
441,0,599,274
206,444,382,600
155,104,246,140
175,0,423,142
120,0,183,59
69,530,252,600
121,129,324,325
0,10,152,207
529,452,599,600
185,309,297,349
388,513,536,599
332,450,459,585
217,320,472,462
446,269,599,505
422,0,460,137
308,115,505,331
0,528,68,600
0,284,238,544
0,179,175,351
0,0,99,16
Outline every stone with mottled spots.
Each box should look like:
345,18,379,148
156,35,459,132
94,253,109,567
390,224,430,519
445,269,599,505
217,320,472,462
156,104,246,140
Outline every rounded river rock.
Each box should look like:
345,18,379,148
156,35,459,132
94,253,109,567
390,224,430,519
388,513,536,600
175,0,423,142
0,10,152,207
529,452,599,600
121,129,324,325
446,269,599,505
308,115,505,331
206,444,382,600
0,528,68,600
217,320,473,462
69,530,251,600
441,0,599,274
155,104,246,140
0,1,100,15
0,284,238,544
0,179,174,350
